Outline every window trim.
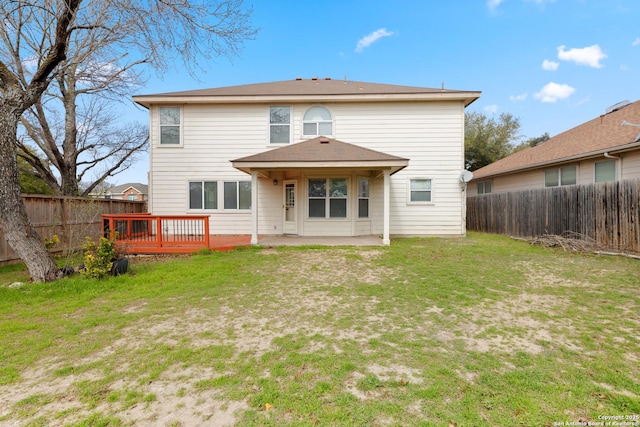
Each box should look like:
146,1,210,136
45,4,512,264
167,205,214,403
302,105,333,137
594,159,616,183
477,180,492,195
357,177,370,219
407,178,433,204
269,105,291,145
307,177,349,219
188,180,218,211
158,106,183,146
544,165,577,187
223,181,252,211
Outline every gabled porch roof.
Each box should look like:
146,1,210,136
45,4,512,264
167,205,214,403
231,136,409,175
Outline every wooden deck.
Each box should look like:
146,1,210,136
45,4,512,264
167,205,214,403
102,214,382,254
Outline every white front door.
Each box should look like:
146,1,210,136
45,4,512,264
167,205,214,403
283,180,297,234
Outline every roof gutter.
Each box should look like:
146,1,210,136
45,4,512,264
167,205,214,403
132,91,481,109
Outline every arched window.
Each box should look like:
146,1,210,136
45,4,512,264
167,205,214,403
303,106,333,136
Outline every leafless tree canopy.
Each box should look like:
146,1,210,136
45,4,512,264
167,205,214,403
3,0,257,196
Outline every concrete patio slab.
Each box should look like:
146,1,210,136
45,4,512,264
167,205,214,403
258,235,384,247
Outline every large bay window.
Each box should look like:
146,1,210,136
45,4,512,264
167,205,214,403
308,178,347,218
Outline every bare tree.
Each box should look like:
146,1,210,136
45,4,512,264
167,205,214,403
0,0,256,281
9,0,256,196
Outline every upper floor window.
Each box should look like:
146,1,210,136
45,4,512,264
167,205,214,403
595,160,615,183
477,181,492,195
409,178,432,203
303,106,333,136
545,165,576,187
127,194,138,201
270,106,290,144
159,107,181,145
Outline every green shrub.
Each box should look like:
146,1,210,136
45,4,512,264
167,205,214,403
81,236,115,279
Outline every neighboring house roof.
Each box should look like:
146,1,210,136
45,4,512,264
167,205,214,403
133,78,480,107
232,136,409,175
109,183,148,195
472,100,640,180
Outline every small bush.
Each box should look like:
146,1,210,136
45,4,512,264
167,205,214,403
81,236,115,279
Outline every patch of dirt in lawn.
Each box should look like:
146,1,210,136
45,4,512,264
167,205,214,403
453,261,586,354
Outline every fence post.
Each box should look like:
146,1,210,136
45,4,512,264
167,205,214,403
203,216,210,249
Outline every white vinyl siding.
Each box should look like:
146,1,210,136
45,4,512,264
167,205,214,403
149,101,468,237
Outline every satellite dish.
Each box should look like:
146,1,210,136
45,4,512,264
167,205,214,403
460,170,473,183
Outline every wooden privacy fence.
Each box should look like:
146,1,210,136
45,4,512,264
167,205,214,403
0,195,147,265
467,179,640,254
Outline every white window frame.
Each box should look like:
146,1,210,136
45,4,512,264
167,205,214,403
158,106,182,146
357,177,370,219
594,159,616,183
544,165,577,187
307,177,348,219
477,180,492,195
407,178,433,204
189,181,218,210
269,106,291,144
223,181,252,210
302,106,333,137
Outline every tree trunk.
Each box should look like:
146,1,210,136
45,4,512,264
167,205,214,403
0,108,61,282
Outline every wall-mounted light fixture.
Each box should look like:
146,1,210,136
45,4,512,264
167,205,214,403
273,179,278,186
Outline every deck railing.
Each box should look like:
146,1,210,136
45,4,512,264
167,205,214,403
101,213,210,254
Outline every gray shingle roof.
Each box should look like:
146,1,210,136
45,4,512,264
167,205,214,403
134,78,480,107
232,137,409,163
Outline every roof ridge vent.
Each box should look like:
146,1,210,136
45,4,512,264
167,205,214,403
606,100,631,114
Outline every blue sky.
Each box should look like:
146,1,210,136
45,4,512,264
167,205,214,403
117,0,640,184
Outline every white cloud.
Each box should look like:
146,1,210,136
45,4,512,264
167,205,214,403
633,38,640,47
510,93,528,101
484,104,498,114
534,82,575,103
557,44,607,68
487,0,503,10
355,28,395,53
542,59,559,71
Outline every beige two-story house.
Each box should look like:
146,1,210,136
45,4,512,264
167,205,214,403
133,78,480,244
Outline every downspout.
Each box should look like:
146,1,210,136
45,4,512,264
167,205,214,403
603,152,621,181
